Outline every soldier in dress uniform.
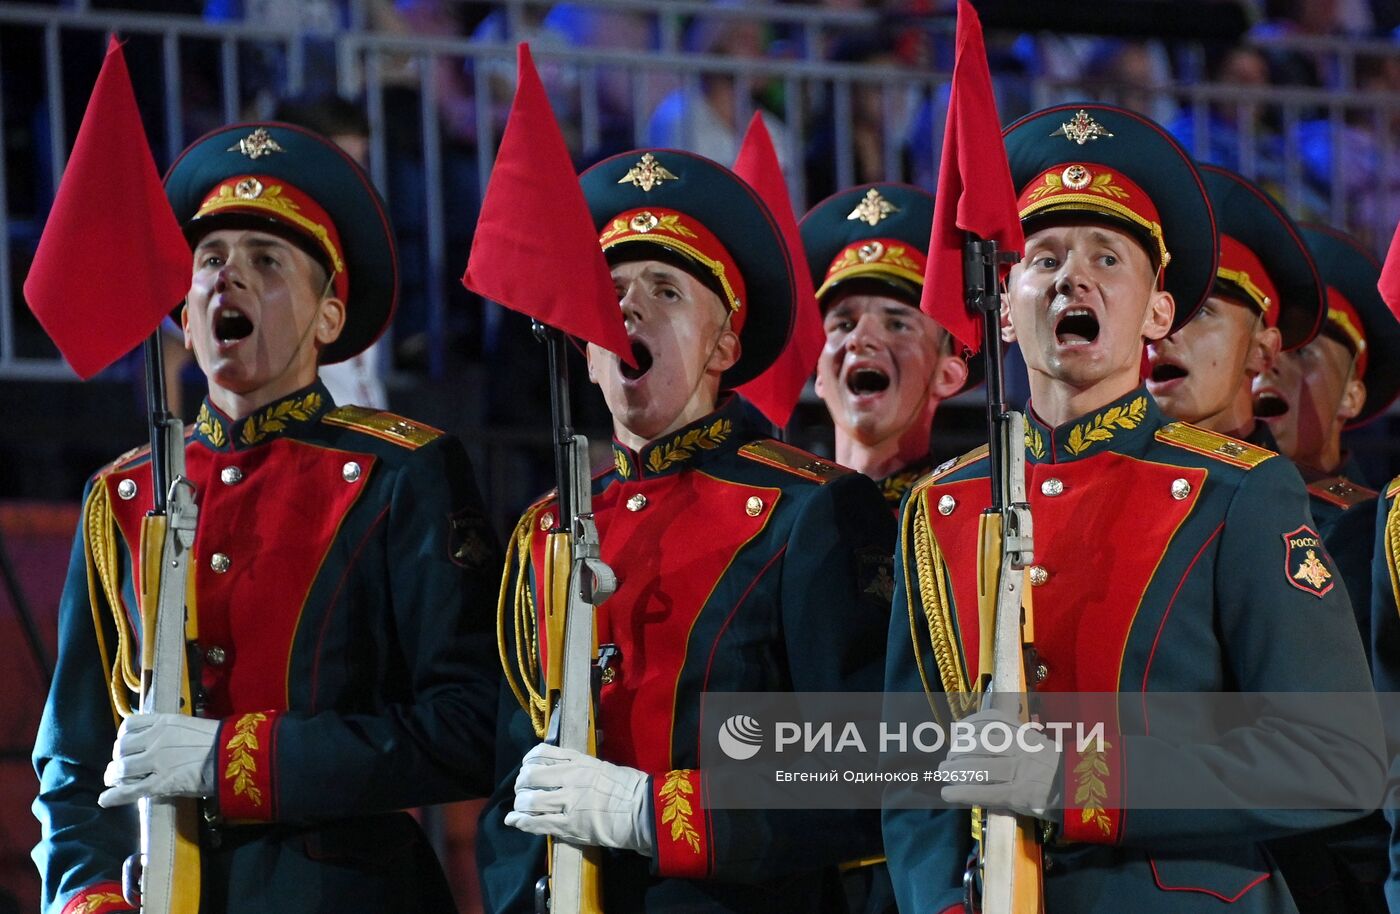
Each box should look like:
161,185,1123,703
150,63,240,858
477,150,895,913
882,104,1383,914
32,123,501,914
1371,474,1400,914
1146,164,1324,450
800,184,974,511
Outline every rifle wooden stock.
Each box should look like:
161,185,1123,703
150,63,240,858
133,417,201,914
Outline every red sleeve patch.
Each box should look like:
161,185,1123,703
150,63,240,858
60,882,131,914
217,710,280,822
652,769,710,878
1282,525,1335,598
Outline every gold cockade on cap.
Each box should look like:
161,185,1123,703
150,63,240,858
846,188,900,226
1051,110,1114,146
228,127,286,160
618,152,679,192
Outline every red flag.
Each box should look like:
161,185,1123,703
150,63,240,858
463,43,633,365
732,113,822,427
1381,219,1400,320
24,37,190,380
921,0,1024,354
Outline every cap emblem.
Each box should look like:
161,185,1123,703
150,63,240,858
1051,110,1114,145
228,127,285,160
846,188,899,226
234,177,265,199
617,152,679,192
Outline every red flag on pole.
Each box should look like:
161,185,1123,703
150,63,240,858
732,113,822,428
1381,220,1400,320
921,0,1025,354
24,37,190,380
463,43,633,365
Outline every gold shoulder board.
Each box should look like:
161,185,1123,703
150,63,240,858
1388,476,1400,500
1154,422,1274,469
912,444,991,495
739,440,852,484
322,406,443,450
1307,476,1379,509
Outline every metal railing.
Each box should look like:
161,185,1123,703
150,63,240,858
0,1,1396,383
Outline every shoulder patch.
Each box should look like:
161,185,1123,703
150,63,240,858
1307,476,1378,510
1282,524,1335,598
1155,422,1274,469
912,444,990,494
1386,476,1400,500
321,406,443,450
738,440,851,484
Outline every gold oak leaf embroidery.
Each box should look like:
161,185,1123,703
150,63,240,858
659,770,702,853
74,893,129,914
1065,396,1147,456
224,712,268,806
196,403,227,448
1024,425,1046,460
646,419,731,473
1072,739,1113,836
614,449,632,479
1088,171,1129,199
240,392,323,446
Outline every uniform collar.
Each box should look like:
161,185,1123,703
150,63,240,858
193,380,334,452
877,455,938,508
1024,386,1162,464
611,396,749,481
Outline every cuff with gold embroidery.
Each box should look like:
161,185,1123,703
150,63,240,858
652,769,710,878
216,710,280,822
60,882,132,914
1060,734,1122,844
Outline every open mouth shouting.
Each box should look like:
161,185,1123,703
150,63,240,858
619,338,654,384
846,365,891,397
212,304,255,349
1054,307,1101,347
1146,354,1189,392
1253,386,1289,418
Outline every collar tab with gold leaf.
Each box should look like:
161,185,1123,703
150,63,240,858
196,383,333,451
614,400,748,480
878,456,937,508
617,152,679,192
1027,389,1160,463
846,188,900,226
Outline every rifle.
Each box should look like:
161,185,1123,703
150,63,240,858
962,238,1044,914
533,323,617,914
122,332,203,914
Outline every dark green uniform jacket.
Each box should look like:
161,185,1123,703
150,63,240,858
32,382,500,914
480,397,894,913
884,388,1382,914
1370,479,1400,914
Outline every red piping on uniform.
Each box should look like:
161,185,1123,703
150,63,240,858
1149,857,1270,901
1140,523,1223,702
308,502,390,711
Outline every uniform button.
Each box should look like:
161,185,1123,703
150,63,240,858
626,493,648,512
205,645,227,666
937,494,956,516
342,461,362,483
540,513,554,531
220,466,244,486
1035,661,1050,683
1040,478,1064,497
600,667,617,685
117,479,138,500
745,496,764,517
1028,565,1049,586
1170,478,1191,500
210,552,231,574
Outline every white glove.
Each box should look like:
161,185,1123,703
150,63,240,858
505,744,655,856
939,708,1062,820
98,712,221,808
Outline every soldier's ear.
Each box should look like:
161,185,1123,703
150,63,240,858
707,326,741,375
930,346,969,399
180,301,194,352
1142,290,1174,342
1339,375,1366,422
999,292,1017,344
314,296,346,348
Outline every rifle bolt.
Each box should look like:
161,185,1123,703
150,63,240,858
937,495,956,515
1040,478,1064,497
626,494,648,512
117,479,137,500
210,552,231,574
220,466,244,485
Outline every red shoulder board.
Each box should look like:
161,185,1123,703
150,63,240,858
1307,475,1378,510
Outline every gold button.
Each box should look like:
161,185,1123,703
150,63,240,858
210,553,231,574
205,645,227,666
117,479,137,500
745,496,764,517
1035,662,1049,683
600,667,617,685
1029,565,1049,586
1040,478,1064,497
342,461,362,483
539,513,554,531
937,494,956,516
220,466,243,486
1171,478,1191,500
626,493,648,512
